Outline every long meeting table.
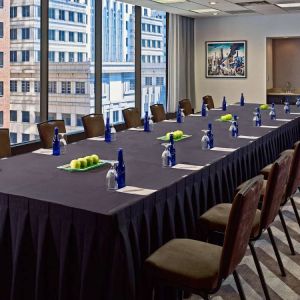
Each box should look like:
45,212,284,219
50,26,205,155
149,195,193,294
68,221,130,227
0,103,300,300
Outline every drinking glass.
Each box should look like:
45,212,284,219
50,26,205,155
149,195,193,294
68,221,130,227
106,162,118,190
110,124,117,141
59,133,67,154
201,130,210,150
180,109,185,123
161,143,171,167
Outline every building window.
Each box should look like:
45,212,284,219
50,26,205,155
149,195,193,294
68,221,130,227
158,26,161,33
22,134,30,143
22,28,30,39
10,110,17,122
78,32,83,43
35,51,40,62
0,111,3,126
62,113,71,126
59,31,65,41
129,79,135,90
152,40,156,48
69,52,74,62
49,29,55,40
0,0,3,8
48,113,56,120
10,7,17,18
77,13,84,23
142,24,145,31
61,81,71,94
145,77,152,85
22,50,30,62
59,9,65,20
0,82,3,97
0,22,3,38
75,82,85,94
49,8,55,19
10,80,18,92
113,111,119,123
0,52,3,68
157,41,161,48
10,133,17,144
76,115,83,127
49,51,55,62
34,81,40,93
152,25,156,33
77,52,83,62
10,51,17,62
69,11,74,21
35,112,40,123
142,39,146,47
21,81,30,93
48,81,57,93
22,5,30,17
10,28,17,40
69,32,74,42
59,52,65,62
156,77,164,86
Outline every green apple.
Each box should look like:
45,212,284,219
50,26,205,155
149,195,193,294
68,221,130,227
70,159,80,169
85,156,93,167
91,154,100,164
220,115,227,121
173,130,179,139
78,157,88,169
177,130,184,139
260,104,269,110
165,132,171,140
226,114,233,120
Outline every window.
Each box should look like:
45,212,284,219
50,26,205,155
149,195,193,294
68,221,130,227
22,50,30,62
0,82,3,97
10,7,17,18
69,11,74,21
48,81,57,93
10,110,17,122
22,81,30,93
49,51,55,62
59,52,65,62
142,39,146,47
22,134,30,142
0,111,3,126
62,113,71,126
61,81,71,94
49,8,55,19
77,12,84,23
35,51,40,62
34,81,40,93
113,111,119,123
10,81,18,92
10,133,17,144
37,29,41,40
10,51,17,62
22,6,30,17
69,52,74,62
0,52,3,68
59,31,65,41
0,22,3,38
78,52,83,62
0,0,2,8
75,82,85,94
78,32,83,43
48,113,56,120
10,28,17,40
76,115,84,127
59,10,65,20
141,9,167,114
142,23,145,31
69,32,74,42
22,28,30,39
49,30,55,40
35,112,40,123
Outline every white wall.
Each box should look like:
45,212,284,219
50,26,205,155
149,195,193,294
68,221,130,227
194,13,300,111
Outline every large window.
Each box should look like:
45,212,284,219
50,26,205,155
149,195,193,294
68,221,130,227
102,0,135,124
141,8,167,116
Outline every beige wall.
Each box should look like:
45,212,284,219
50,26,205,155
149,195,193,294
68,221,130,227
194,13,300,111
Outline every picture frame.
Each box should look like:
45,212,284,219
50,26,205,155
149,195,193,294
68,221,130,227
206,40,247,78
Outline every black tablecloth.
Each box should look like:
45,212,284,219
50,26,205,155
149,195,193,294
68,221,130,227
0,104,299,300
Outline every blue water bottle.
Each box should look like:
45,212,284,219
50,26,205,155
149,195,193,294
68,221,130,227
256,107,262,126
233,115,239,136
270,103,276,120
176,105,182,123
117,148,126,189
231,121,238,138
240,93,245,106
52,127,60,156
201,102,207,117
169,133,176,166
207,123,214,148
105,117,111,142
144,111,150,132
284,98,290,114
222,96,227,111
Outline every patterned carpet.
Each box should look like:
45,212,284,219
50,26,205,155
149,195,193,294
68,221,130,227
191,195,300,300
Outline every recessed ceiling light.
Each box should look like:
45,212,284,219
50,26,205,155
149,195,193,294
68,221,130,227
192,8,219,13
152,0,186,3
276,2,300,7
209,1,217,4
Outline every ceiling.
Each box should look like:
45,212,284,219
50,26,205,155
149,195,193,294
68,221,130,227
123,0,300,18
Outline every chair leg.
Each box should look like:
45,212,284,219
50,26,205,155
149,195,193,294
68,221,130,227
233,270,246,300
278,210,295,255
290,197,300,230
267,227,286,277
249,242,271,300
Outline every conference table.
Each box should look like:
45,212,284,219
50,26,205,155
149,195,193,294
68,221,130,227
0,103,299,300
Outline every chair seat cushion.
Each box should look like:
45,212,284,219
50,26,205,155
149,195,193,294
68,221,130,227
198,203,261,239
145,239,222,291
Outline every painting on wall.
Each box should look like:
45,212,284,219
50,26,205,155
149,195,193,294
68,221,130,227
206,41,247,78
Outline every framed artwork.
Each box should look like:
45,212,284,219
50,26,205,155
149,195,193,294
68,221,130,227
206,41,247,78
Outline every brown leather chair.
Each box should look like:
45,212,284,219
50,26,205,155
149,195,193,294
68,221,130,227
179,99,193,116
198,154,292,300
202,95,215,110
37,120,66,148
0,129,11,158
150,104,166,123
82,114,105,138
144,175,263,300
122,107,142,129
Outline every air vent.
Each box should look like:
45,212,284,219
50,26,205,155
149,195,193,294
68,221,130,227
237,1,270,6
226,10,255,14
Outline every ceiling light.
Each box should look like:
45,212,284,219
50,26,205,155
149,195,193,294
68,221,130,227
192,8,219,13
209,1,217,4
152,0,186,3
276,2,300,7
